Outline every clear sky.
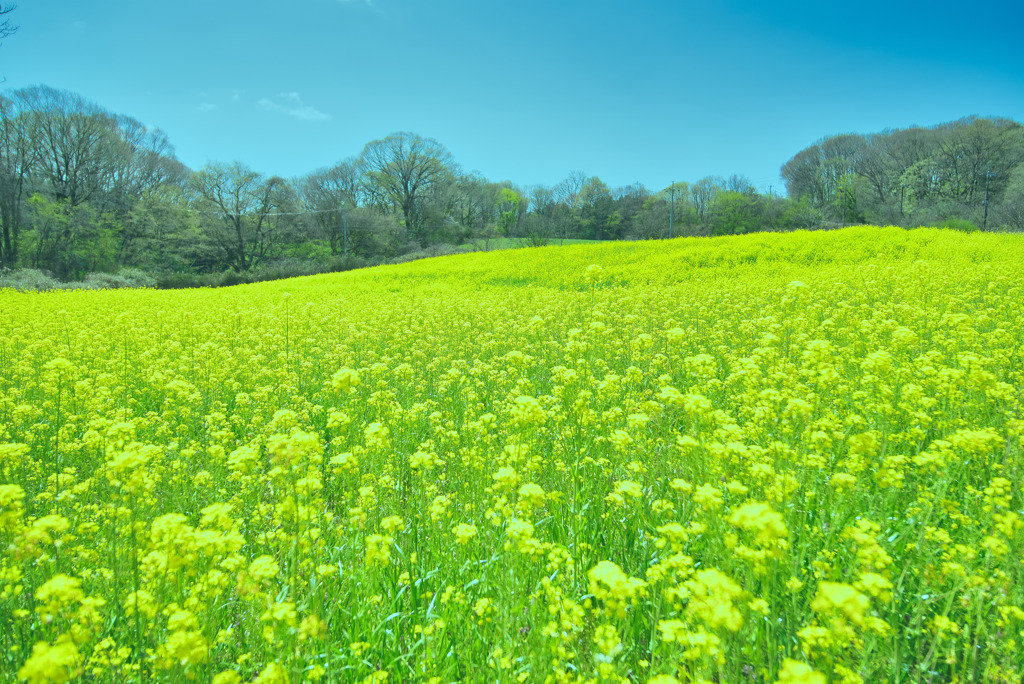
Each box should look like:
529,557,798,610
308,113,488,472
2,0,1022,194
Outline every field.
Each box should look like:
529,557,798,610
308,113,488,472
1,226,1022,683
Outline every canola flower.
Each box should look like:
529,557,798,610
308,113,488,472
0,226,1022,682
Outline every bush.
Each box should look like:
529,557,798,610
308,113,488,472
216,270,249,288
155,272,210,290
1,267,158,292
938,218,980,233
0,268,61,291
112,267,158,288
389,244,469,265
248,257,374,284
82,268,157,290
153,257,379,290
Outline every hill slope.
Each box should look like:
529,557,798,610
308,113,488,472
2,226,1022,683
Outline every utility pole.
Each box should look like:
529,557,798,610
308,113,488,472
343,203,348,259
669,182,675,239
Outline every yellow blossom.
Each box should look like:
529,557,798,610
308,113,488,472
776,658,826,684
17,637,81,684
811,582,869,627
365,534,393,567
587,560,647,618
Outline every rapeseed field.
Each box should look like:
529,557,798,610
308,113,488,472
1,226,1022,683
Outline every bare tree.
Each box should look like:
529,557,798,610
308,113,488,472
107,116,187,213
299,158,360,256
726,174,756,194
358,132,456,244
691,176,724,231
0,4,16,45
189,162,294,271
529,185,555,217
447,173,495,234
13,86,122,207
553,170,585,240
554,170,585,211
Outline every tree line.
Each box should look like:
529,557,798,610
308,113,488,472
782,117,1024,231
1,85,1022,286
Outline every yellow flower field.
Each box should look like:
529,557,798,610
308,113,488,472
1,226,1022,683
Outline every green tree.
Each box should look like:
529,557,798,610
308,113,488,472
632,194,670,240
708,191,763,236
120,185,201,272
23,194,116,278
579,176,618,239
496,187,522,237
832,174,864,226
779,197,823,231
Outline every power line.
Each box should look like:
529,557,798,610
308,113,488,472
184,207,344,216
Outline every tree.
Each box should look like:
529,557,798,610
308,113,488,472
708,191,764,236
851,131,904,223
632,197,670,240
358,132,456,245
0,92,29,266
119,185,199,272
579,176,619,239
529,185,555,218
13,86,124,207
105,116,187,214
299,159,360,257
779,196,823,231
354,208,405,258
993,165,1024,232
0,85,188,272
496,187,522,237
23,193,117,278
523,185,556,243
781,134,864,221
448,174,498,235
611,182,649,237
553,171,585,240
725,174,756,194
0,4,15,45
783,118,1024,228
189,162,295,272
691,176,724,233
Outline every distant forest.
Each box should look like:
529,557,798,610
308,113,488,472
2,85,1022,288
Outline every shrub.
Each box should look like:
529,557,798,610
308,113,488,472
939,218,980,232
0,268,61,292
82,269,157,290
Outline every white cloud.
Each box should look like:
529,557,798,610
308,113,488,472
258,92,331,122
197,102,218,112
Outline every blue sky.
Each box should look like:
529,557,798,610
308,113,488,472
3,0,1022,193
